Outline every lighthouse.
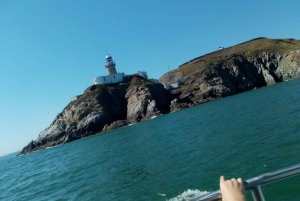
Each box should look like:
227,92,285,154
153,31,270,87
93,54,125,85
105,54,117,75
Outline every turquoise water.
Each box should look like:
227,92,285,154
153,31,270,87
1,79,300,201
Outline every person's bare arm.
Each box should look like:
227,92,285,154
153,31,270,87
220,176,247,201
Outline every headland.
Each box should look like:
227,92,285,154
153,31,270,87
19,37,300,155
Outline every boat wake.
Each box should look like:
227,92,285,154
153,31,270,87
166,189,209,201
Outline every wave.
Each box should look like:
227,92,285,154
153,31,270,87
166,189,209,201
45,144,61,149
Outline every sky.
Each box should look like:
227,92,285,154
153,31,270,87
1,0,300,156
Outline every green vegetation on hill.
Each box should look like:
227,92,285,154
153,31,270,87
170,37,300,77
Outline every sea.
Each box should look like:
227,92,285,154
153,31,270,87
1,79,300,201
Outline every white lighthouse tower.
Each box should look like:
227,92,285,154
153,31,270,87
105,54,117,75
93,54,125,85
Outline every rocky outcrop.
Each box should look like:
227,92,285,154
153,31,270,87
126,76,169,122
102,120,130,132
19,76,169,155
276,50,300,80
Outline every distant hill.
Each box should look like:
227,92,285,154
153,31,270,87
160,37,300,83
160,37,300,111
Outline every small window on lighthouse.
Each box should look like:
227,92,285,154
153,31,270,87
113,76,115,79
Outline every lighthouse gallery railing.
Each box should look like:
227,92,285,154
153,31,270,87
190,163,300,201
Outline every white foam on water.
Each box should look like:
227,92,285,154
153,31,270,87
150,115,157,119
166,189,209,201
45,144,62,149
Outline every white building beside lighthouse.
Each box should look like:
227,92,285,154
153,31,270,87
93,54,125,85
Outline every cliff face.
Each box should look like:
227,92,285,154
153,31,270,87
19,76,169,155
169,50,300,110
19,38,300,155
126,76,169,122
162,38,300,111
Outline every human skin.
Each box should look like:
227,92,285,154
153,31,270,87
220,176,247,201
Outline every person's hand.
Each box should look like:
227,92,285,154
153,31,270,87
220,176,247,201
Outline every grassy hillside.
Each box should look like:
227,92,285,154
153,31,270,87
169,37,300,77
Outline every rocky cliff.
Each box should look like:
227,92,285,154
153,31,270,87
19,76,169,155
19,37,300,155
162,38,300,111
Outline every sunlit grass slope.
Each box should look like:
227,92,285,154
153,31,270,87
171,37,300,77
